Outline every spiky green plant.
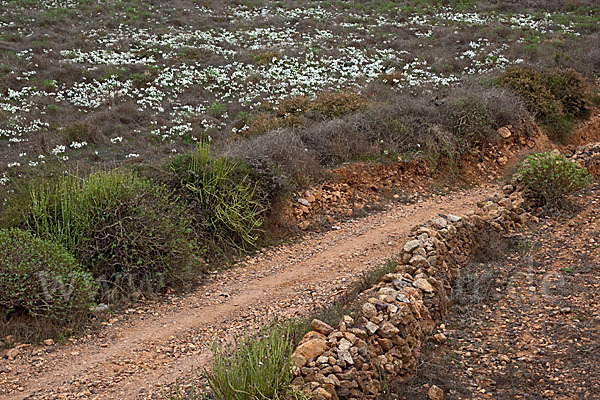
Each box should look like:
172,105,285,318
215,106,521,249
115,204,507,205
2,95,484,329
171,142,264,251
23,169,200,302
205,322,307,400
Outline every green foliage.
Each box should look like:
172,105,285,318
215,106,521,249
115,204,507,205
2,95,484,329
445,96,492,152
544,68,590,118
27,170,129,252
205,322,306,400
169,143,264,252
38,79,57,91
207,102,227,118
129,71,154,86
0,228,95,335
0,32,21,42
45,104,61,113
499,67,591,141
24,170,199,301
517,152,592,206
499,67,563,123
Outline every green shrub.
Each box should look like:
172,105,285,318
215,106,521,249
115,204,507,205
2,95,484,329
544,68,591,118
38,79,57,91
205,322,305,400
129,71,154,86
499,66,564,124
27,170,131,252
0,228,95,339
499,66,592,141
169,143,264,252
517,152,593,206
24,170,199,302
540,112,577,141
207,102,227,118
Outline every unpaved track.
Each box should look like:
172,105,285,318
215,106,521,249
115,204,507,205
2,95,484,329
0,185,497,400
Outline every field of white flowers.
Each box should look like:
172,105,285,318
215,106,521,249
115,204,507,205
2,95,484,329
0,0,598,185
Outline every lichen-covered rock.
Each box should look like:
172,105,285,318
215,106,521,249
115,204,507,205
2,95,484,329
403,239,422,253
428,384,444,400
361,302,377,319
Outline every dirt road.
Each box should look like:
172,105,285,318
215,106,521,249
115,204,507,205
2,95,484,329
0,185,498,400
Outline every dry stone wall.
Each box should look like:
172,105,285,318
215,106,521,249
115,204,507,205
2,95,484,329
571,143,600,178
290,143,600,400
290,189,536,400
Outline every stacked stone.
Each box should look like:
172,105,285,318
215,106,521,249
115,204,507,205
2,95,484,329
291,189,536,400
571,143,600,178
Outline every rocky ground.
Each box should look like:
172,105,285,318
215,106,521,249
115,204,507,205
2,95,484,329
388,183,600,400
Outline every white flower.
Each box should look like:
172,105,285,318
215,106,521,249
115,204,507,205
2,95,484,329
70,141,88,149
52,145,66,155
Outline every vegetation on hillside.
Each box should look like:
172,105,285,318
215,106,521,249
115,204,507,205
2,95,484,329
0,0,598,343
516,152,593,206
0,228,94,341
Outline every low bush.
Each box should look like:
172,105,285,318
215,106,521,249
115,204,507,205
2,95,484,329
473,87,530,129
299,117,382,165
444,95,492,153
516,152,593,206
277,95,311,116
205,322,306,400
295,85,529,168
24,170,199,302
499,66,564,125
309,90,368,119
544,68,591,118
242,112,305,137
62,121,104,145
253,50,280,65
421,123,460,168
0,228,95,340
499,66,592,140
226,129,321,194
298,94,438,165
207,102,227,118
236,90,368,137
169,143,264,252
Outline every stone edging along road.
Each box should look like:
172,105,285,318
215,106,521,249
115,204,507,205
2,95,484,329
289,185,535,400
288,143,600,400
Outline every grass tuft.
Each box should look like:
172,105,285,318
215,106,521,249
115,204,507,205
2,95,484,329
169,142,264,253
205,322,307,400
